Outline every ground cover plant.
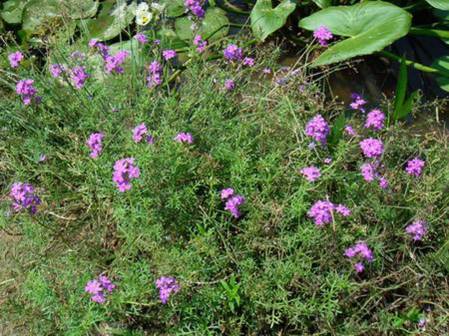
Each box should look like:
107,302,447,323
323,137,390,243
1,2,449,335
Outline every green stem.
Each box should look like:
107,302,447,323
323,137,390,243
219,0,250,14
409,27,449,39
380,50,449,77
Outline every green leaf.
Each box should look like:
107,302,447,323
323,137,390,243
392,56,407,121
432,55,449,92
397,90,419,120
22,0,61,35
81,0,136,41
312,0,332,8
156,28,188,49
299,1,411,66
175,7,229,41
328,114,345,147
1,0,28,24
250,0,296,41
161,0,184,17
433,9,449,20
63,0,99,19
426,0,449,10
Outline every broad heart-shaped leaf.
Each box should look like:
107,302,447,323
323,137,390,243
1,0,28,24
157,28,188,49
426,0,449,10
62,0,99,19
312,0,332,8
250,0,296,41
175,7,229,41
81,0,136,41
161,0,185,17
432,55,449,92
22,0,62,34
299,1,412,66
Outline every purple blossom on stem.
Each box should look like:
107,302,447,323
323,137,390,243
405,219,427,241
9,51,24,68
132,123,148,143
134,33,148,44
85,275,116,304
223,44,243,62
147,61,163,87
344,125,357,137
359,138,384,158
305,114,330,144
220,188,235,200
350,93,367,112
365,109,385,131
184,0,205,18
378,176,389,189
16,79,39,105
224,195,245,218
89,39,110,59
360,162,377,182
345,242,373,273
313,26,333,46
105,51,129,74
112,158,140,192
307,200,351,227
86,132,104,159
162,49,177,61
405,157,425,177
70,66,90,89
300,166,321,182
174,132,194,144
156,276,180,304
243,57,255,67
49,64,65,78
10,182,41,214
193,35,207,53
224,79,235,91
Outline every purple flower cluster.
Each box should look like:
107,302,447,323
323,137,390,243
350,93,367,112
132,123,153,144
243,57,255,67
163,49,177,61
16,79,39,105
174,132,194,144
112,158,140,192
224,79,235,91
193,35,207,53
86,132,104,159
307,200,351,227
359,138,384,158
10,182,41,214
221,188,245,218
105,51,129,74
9,51,24,68
85,274,116,303
223,44,244,62
89,39,110,58
305,114,330,144
360,162,388,189
405,157,425,177
155,276,180,304
49,64,65,78
364,109,385,131
184,0,205,18
313,26,333,46
344,242,374,273
134,33,148,44
405,219,427,241
70,66,90,89
147,61,163,87
300,166,321,182
344,125,357,137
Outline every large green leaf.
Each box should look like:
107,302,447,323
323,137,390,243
432,55,449,92
63,0,99,19
175,7,229,41
426,0,449,10
299,1,412,66
250,0,296,41
161,0,185,17
1,0,28,24
81,0,136,41
22,0,62,35
157,28,188,49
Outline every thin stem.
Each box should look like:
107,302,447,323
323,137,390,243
409,27,449,39
219,0,250,14
380,50,448,77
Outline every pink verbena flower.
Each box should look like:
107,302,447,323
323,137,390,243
193,35,207,53
300,166,321,182
70,66,90,89
16,79,39,105
49,64,65,78
224,195,245,218
105,51,129,74
223,44,243,62
184,0,205,18
112,158,140,192
405,157,425,177
360,162,376,182
405,219,427,241
86,132,104,158
307,200,334,227
9,51,24,68
344,125,357,137
85,275,116,304
359,138,384,158
335,204,351,217
345,242,373,273
147,61,163,87
378,176,389,189
350,93,367,112
243,57,255,67
89,39,110,58
313,26,333,46
156,276,180,304
365,109,385,131
10,182,41,214
132,123,148,143
305,114,330,144
134,33,148,44
174,132,194,144
224,79,235,91
162,49,177,61
220,188,234,200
